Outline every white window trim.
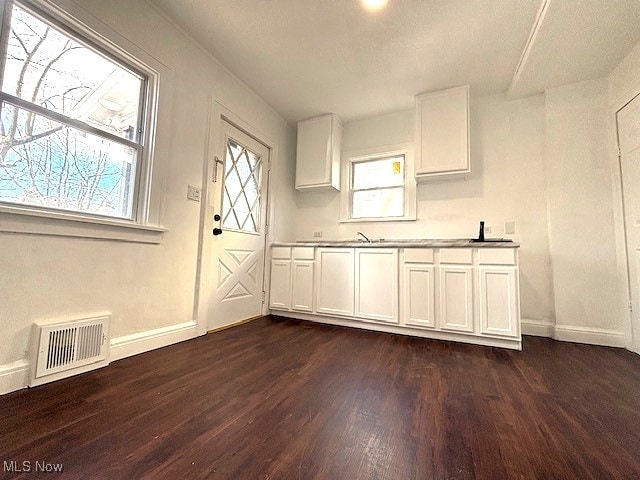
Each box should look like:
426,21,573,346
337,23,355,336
0,0,174,243
340,142,417,223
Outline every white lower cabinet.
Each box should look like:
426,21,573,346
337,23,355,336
479,266,519,337
291,261,314,312
270,245,521,349
269,247,314,312
439,265,474,333
403,264,436,328
269,259,291,310
355,249,398,323
316,248,354,316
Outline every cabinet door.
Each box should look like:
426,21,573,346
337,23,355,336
295,114,341,190
415,86,470,177
316,248,354,316
439,265,474,333
269,260,291,311
355,249,398,323
479,267,519,337
403,264,435,329
291,260,314,312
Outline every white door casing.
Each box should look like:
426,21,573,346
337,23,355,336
208,120,270,330
618,94,640,354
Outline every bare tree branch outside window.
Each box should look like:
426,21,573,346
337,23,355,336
0,3,145,219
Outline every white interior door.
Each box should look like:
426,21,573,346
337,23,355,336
618,93,640,354
208,120,270,330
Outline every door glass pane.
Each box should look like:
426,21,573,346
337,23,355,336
221,138,262,233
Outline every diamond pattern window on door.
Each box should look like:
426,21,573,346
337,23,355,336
222,138,262,233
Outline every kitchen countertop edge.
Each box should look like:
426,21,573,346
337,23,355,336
271,239,520,249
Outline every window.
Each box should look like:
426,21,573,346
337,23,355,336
340,144,416,222
0,1,147,220
351,154,405,218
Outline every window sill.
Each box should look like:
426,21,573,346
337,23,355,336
0,205,167,244
339,215,417,224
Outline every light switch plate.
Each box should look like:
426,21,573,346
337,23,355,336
313,231,322,238
187,184,201,202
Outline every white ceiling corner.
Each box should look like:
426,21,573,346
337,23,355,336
150,0,640,123
509,0,640,98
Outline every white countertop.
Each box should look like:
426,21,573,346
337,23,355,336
271,239,519,248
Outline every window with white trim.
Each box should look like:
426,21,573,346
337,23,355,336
341,144,416,222
0,0,149,220
351,154,405,218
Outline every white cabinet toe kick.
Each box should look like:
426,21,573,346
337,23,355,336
268,245,521,350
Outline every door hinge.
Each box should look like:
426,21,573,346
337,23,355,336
267,159,272,171
629,301,633,312
262,291,266,303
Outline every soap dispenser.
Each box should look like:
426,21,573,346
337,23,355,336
478,221,485,242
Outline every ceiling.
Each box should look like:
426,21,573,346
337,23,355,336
150,0,640,123
509,0,640,97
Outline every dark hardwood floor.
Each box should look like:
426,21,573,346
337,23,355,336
2,316,640,479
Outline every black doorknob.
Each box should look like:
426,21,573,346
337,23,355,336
214,214,221,221
212,228,223,236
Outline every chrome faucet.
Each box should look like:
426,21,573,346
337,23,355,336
357,232,371,243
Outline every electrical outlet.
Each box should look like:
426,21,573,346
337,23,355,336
504,220,516,235
484,225,492,235
187,185,201,202
313,231,322,238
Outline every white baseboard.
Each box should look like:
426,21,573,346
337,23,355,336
0,359,29,396
0,321,198,397
521,318,626,348
275,311,522,350
521,319,555,337
110,321,198,361
553,324,626,348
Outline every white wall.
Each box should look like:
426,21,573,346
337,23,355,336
609,42,640,110
0,0,296,369
294,94,555,323
544,78,626,337
607,41,640,351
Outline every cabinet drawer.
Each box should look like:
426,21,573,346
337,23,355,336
293,247,315,260
404,248,435,264
272,247,291,259
478,249,516,265
440,248,472,264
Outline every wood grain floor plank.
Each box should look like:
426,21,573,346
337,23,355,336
1,316,640,479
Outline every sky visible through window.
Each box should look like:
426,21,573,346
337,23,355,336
351,155,405,219
0,3,145,219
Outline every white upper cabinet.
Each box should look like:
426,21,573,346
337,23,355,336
414,85,470,179
295,114,342,191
